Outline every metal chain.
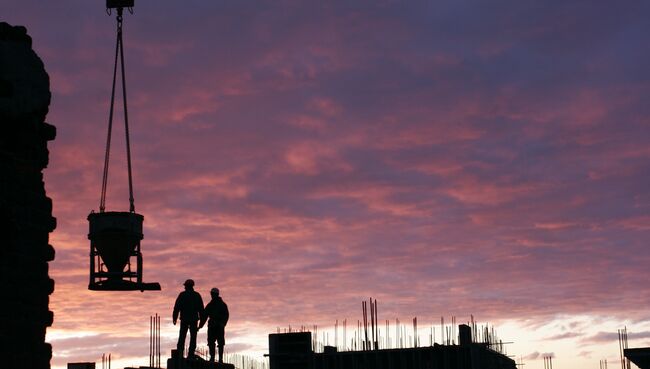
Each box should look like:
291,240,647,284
99,8,136,213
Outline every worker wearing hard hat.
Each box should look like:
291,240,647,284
173,279,204,359
199,287,230,363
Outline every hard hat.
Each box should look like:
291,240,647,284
210,287,219,295
183,279,195,287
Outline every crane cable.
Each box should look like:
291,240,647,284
100,7,135,213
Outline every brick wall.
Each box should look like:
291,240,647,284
0,22,56,369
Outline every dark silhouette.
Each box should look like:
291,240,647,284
0,22,56,369
88,211,161,291
625,348,650,369
269,325,518,369
173,279,204,358
200,287,230,363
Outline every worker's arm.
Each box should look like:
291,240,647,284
173,294,181,325
197,293,205,322
223,303,230,326
199,302,208,328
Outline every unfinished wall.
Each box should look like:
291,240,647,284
0,22,56,369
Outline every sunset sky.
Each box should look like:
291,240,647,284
3,1,650,368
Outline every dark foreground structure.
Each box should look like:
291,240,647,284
0,22,56,369
625,348,650,369
269,325,516,369
166,350,235,369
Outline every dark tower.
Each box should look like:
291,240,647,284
0,22,56,368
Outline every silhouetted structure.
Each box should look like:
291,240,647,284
625,348,650,369
0,22,56,369
88,211,160,291
88,0,160,292
150,313,162,368
200,287,230,363
268,325,517,369
166,353,235,369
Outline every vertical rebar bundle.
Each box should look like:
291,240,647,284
618,327,630,369
362,301,369,350
226,353,269,369
101,353,111,369
543,355,553,369
413,317,418,348
149,313,160,368
282,311,511,357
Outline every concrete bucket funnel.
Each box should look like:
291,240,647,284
88,212,142,274
88,211,160,291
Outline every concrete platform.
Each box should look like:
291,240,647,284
166,356,235,369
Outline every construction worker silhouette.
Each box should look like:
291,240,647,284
200,287,229,363
173,279,204,359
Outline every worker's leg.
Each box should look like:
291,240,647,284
188,321,198,358
207,325,216,362
177,321,189,357
217,325,225,363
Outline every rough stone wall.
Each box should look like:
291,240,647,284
0,22,56,369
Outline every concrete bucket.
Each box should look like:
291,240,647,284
88,211,160,291
88,211,142,274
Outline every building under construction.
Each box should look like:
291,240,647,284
268,324,517,369
625,348,650,369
